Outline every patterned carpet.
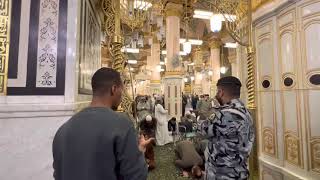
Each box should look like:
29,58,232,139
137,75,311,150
147,143,192,180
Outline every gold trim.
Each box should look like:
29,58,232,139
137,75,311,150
165,2,183,18
0,0,11,95
165,10,182,18
261,75,272,90
306,70,320,89
262,127,276,157
310,138,320,173
150,80,161,84
164,71,183,76
284,132,302,167
208,39,221,49
282,73,296,89
252,0,274,12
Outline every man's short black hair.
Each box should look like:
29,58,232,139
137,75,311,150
216,76,242,97
91,67,122,96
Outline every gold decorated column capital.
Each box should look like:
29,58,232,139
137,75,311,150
165,2,183,18
208,39,221,49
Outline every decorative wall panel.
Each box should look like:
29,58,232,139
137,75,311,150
254,0,320,178
36,0,60,87
0,0,11,95
78,0,101,94
7,0,67,95
300,0,320,173
277,8,303,168
256,21,277,158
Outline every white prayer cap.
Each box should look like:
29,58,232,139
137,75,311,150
185,111,191,115
146,115,152,122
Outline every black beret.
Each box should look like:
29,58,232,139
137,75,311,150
216,76,242,87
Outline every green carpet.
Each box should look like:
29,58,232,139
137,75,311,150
147,143,191,180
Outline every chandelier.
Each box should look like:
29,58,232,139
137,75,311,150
120,0,153,30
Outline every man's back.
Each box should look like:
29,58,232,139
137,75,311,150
200,99,255,180
175,140,203,169
52,107,147,180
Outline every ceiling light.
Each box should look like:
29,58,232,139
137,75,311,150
224,43,238,48
162,50,187,56
160,61,165,65
121,48,140,53
180,39,203,45
220,67,227,74
194,10,236,22
133,0,152,10
208,70,213,76
188,62,194,66
184,78,188,82
193,14,211,20
190,76,195,81
128,60,137,64
183,41,192,54
194,10,213,17
160,69,165,72
156,65,162,72
129,67,135,71
179,51,187,56
210,15,222,32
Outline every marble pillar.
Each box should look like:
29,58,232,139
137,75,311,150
145,56,152,95
209,40,221,97
228,48,238,78
163,2,183,120
150,39,161,95
194,71,203,95
193,48,203,95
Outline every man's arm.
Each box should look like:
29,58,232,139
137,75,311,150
52,128,63,180
115,124,148,180
197,111,223,138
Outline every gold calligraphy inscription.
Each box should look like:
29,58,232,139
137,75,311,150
0,0,10,95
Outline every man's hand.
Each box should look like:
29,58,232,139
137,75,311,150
138,135,155,153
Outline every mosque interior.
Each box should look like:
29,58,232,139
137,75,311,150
1,0,320,179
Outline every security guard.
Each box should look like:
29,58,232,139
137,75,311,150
199,76,255,180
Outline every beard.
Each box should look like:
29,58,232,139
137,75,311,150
215,95,223,106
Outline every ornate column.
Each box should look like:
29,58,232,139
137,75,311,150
150,37,161,95
208,39,221,97
193,47,203,95
163,1,183,120
194,72,203,95
228,48,239,78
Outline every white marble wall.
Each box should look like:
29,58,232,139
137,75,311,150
250,0,320,179
0,0,90,179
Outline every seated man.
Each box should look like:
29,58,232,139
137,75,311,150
179,116,192,133
139,115,157,170
175,140,203,179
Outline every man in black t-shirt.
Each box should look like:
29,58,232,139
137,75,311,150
52,68,153,180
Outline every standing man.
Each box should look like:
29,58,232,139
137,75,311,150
52,68,152,180
182,92,188,116
197,94,212,119
191,94,198,111
199,76,255,180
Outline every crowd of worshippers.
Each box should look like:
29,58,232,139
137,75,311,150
52,67,254,180
135,92,229,178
